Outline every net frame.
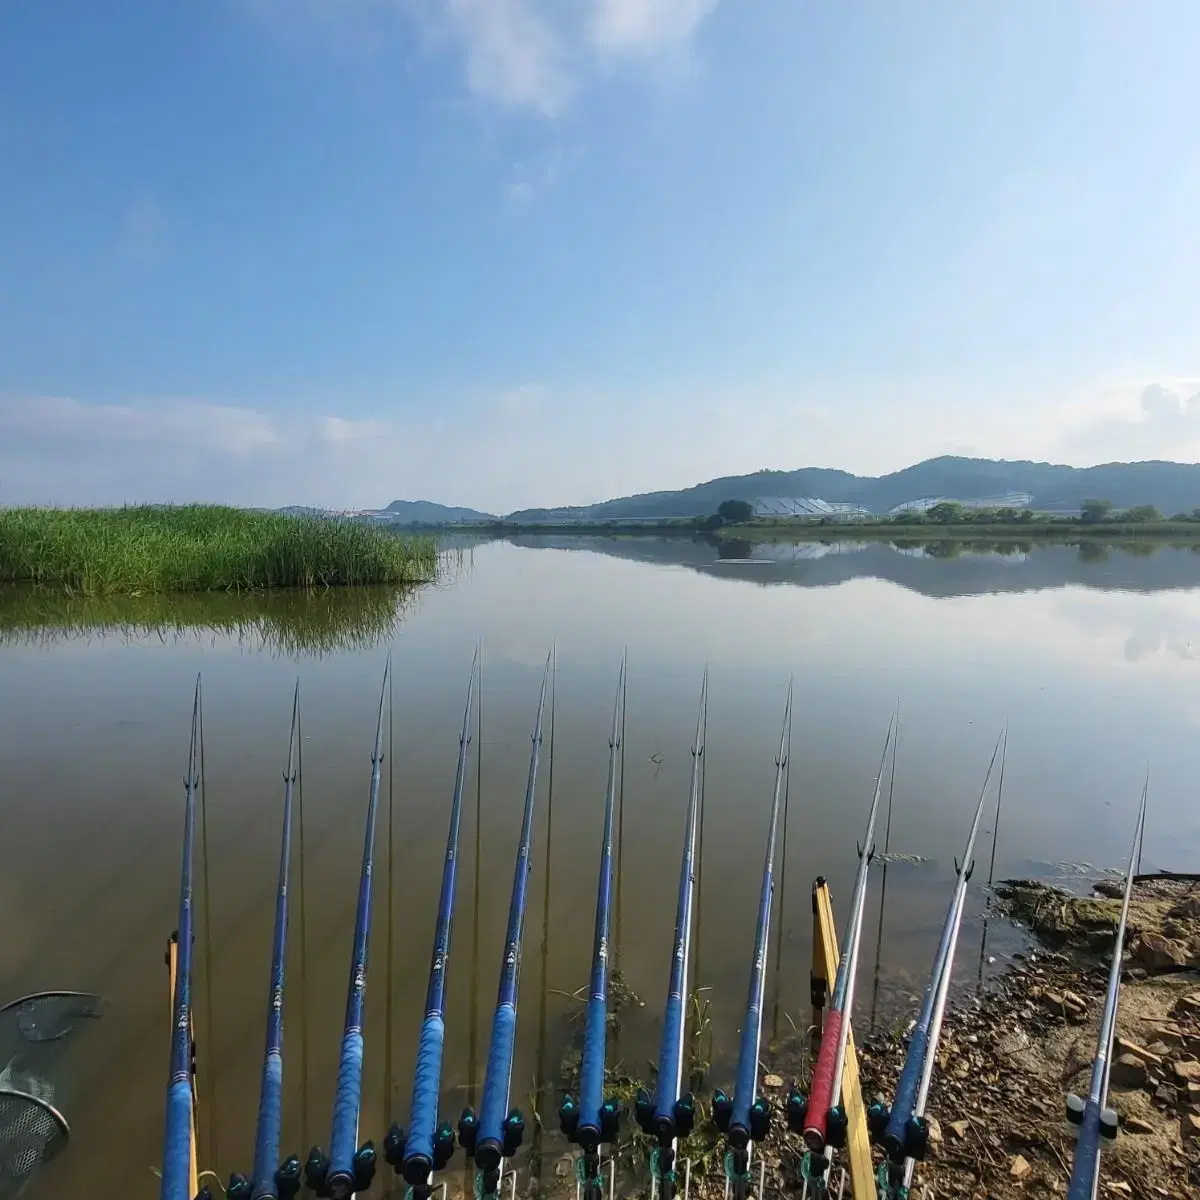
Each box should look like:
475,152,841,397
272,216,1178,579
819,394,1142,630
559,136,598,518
0,989,103,1199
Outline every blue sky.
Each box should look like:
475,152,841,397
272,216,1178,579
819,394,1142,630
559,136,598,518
1,1,1198,511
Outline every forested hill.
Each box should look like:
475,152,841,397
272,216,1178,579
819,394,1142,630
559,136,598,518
506,457,1200,521
382,500,496,523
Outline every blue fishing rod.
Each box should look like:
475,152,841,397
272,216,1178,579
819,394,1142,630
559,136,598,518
161,677,201,1200
634,671,709,1200
869,733,1004,1198
787,715,895,1193
713,682,793,1200
1064,779,1147,1200
382,650,479,1198
305,658,391,1200
457,654,552,1200
558,654,628,1199
226,685,304,1200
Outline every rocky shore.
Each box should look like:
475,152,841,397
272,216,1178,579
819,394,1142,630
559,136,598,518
426,878,1200,1200
744,876,1200,1199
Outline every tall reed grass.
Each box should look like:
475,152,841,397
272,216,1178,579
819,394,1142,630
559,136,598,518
0,506,439,594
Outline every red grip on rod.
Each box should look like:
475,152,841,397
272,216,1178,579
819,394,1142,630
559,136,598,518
802,1009,842,1149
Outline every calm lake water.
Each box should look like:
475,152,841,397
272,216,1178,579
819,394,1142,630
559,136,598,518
2,535,1199,1196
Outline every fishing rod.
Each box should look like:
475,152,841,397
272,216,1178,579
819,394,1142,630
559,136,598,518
713,682,793,1200
225,686,304,1200
161,677,201,1200
1064,779,1148,1200
870,733,1004,1198
383,651,479,1199
559,654,628,1199
634,671,709,1200
769,698,794,1048
305,658,391,1200
975,729,1007,996
457,654,552,1200
531,649,559,1196
786,714,895,1189
869,709,899,1033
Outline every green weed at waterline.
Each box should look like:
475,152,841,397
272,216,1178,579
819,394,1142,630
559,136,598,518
0,505,438,594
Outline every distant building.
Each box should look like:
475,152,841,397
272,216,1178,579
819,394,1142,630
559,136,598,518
887,496,942,514
751,491,1034,519
753,496,871,519
887,492,1032,515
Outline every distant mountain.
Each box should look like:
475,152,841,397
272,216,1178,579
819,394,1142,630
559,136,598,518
506,457,1200,521
382,499,496,524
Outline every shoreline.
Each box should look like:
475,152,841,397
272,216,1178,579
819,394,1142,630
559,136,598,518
417,522,1200,545
540,877,1200,1200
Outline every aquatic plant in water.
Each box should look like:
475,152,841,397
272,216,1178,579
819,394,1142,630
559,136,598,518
0,506,438,594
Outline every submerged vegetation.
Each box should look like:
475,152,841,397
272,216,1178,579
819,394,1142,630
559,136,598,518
0,505,438,594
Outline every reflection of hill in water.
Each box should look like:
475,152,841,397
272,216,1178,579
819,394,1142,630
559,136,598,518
0,584,424,655
505,535,1200,597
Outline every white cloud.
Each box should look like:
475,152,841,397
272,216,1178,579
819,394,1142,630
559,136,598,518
247,0,722,116
3,374,1199,513
588,0,720,54
415,0,724,112
442,0,572,116
1058,380,1200,462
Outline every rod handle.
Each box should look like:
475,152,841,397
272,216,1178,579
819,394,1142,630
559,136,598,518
654,994,686,1122
1066,1101,1103,1200
478,1004,517,1147
161,1079,193,1200
579,995,608,1128
405,1015,447,1167
326,1029,365,1191
802,1009,841,1148
251,1048,284,1196
883,1026,927,1159
730,1001,763,1137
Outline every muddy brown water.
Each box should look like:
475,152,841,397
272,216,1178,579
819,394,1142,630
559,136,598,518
2,536,1199,1195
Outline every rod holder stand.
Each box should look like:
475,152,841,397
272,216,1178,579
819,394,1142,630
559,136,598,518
304,1146,330,1197
785,1088,808,1133
1100,1106,1119,1142
277,1155,303,1200
384,1123,407,1170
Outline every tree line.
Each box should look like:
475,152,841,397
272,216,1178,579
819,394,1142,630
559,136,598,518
695,497,1200,530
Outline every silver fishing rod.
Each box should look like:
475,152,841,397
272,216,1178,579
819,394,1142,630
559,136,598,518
871,733,1004,1198
1065,778,1148,1200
